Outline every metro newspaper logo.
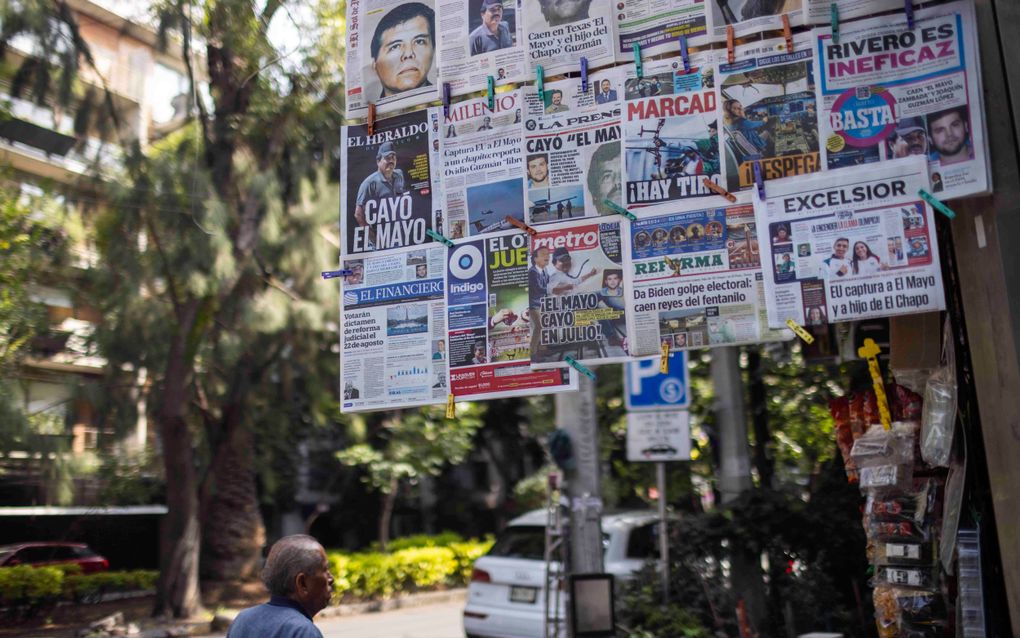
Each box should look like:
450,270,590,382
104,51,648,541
531,225,601,253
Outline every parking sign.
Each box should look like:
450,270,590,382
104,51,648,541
624,351,689,411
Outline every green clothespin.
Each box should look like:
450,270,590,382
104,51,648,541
564,355,596,381
919,189,956,219
487,76,495,111
426,229,455,247
536,65,545,102
602,199,636,221
634,42,643,79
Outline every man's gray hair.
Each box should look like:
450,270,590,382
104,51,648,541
261,535,325,597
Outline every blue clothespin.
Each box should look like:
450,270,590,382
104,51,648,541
322,269,353,280
442,82,451,117
634,42,643,79
831,4,839,44
918,189,956,219
536,65,545,102
679,36,690,74
602,199,636,222
426,228,455,248
904,0,915,30
487,76,495,111
564,355,596,381
752,161,765,200
580,57,589,93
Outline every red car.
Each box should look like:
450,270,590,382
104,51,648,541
0,542,109,573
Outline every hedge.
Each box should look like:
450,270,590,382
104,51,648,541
0,566,159,609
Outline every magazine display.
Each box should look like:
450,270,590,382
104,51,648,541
438,0,526,96
522,0,616,76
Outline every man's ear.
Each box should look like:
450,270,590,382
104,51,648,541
295,572,308,595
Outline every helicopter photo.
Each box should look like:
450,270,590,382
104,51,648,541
625,117,720,181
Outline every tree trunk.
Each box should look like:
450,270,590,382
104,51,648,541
747,348,775,489
378,477,398,551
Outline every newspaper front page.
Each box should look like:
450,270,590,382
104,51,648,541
340,244,449,412
522,101,622,226
446,230,577,400
623,52,722,215
718,33,821,192
346,0,440,120
753,156,945,328
814,0,989,199
529,219,632,368
615,0,710,58
627,203,790,356
522,66,626,118
522,0,616,76
342,108,443,257
804,0,903,23
708,0,804,40
438,0,526,96
441,90,526,240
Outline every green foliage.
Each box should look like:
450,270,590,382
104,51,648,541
448,540,494,584
378,531,464,552
0,566,160,610
618,578,711,638
0,565,63,606
63,570,159,601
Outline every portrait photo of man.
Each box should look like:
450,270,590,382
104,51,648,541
818,237,851,280
477,115,494,131
354,141,408,249
927,105,973,166
369,2,436,99
588,142,621,216
527,153,550,188
594,79,617,104
545,89,568,114
470,0,514,56
888,116,929,158
535,0,594,27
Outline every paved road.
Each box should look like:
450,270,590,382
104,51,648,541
317,600,465,638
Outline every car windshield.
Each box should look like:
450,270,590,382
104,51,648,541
487,525,546,561
0,551,13,564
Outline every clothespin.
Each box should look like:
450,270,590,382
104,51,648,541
446,394,456,419
726,26,735,64
580,57,589,93
321,269,354,280
702,178,737,203
426,228,455,248
918,189,956,219
753,160,765,200
633,42,643,79
782,14,793,52
602,199,637,221
679,36,691,74
663,255,681,275
831,3,840,45
487,76,495,111
785,319,815,344
858,338,892,430
904,0,915,30
564,355,596,381
660,341,670,373
367,103,376,136
506,215,538,236
442,82,451,117
536,65,545,102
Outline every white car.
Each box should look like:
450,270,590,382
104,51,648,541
463,509,664,638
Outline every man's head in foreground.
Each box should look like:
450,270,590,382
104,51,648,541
263,535,334,618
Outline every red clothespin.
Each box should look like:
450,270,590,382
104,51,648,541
367,103,376,136
506,216,538,236
726,26,735,64
782,14,793,52
702,178,737,203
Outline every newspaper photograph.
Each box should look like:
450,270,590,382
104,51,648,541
446,230,577,400
441,90,526,240
804,0,902,23
346,0,440,120
522,101,622,226
814,0,989,199
341,108,443,257
753,156,945,328
718,33,821,192
438,0,526,96
340,244,448,413
626,204,791,357
523,0,616,76
615,0,710,58
522,66,625,118
623,52,721,214
708,0,803,40
529,219,632,368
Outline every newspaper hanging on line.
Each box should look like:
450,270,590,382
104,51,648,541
626,203,791,356
522,0,616,76
623,52,722,215
615,0,710,58
522,99,622,226
446,230,577,400
522,66,626,118
340,244,448,412
804,0,903,24
718,32,821,192
708,0,804,40
753,156,945,328
438,0,526,96
441,90,526,240
814,0,989,199
345,0,440,120
341,108,443,257
529,219,632,368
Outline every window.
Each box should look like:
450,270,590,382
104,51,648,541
487,525,546,561
17,547,54,563
49,546,77,560
625,523,660,560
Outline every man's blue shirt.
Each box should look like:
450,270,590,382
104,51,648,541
227,596,324,638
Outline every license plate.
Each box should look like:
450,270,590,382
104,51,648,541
509,586,537,604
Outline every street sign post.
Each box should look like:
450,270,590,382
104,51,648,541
624,351,690,411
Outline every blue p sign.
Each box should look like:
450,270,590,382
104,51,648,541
625,351,689,411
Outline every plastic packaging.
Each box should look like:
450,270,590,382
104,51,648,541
921,317,957,467
851,422,916,492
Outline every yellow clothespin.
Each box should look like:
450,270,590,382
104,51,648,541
660,341,670,373
446,394,456,419
785,319,815,344
857,338,892,430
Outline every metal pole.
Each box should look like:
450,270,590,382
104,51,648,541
557,374,604,575
656,461,669,607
